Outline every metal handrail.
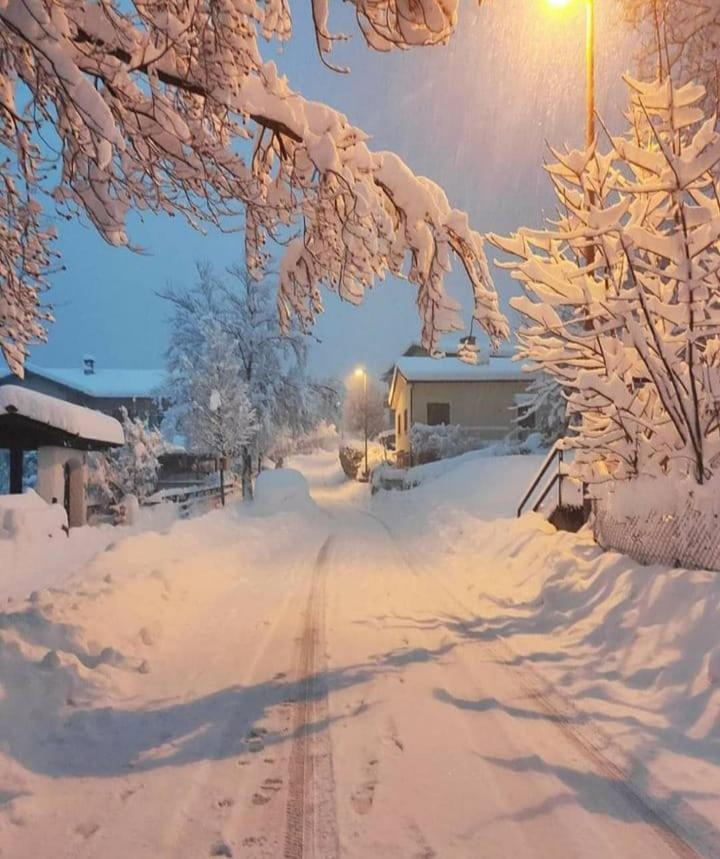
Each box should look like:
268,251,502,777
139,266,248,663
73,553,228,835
517,441,564,518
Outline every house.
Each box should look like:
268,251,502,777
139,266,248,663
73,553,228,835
0,386,124,527
387,353,535,466
0,356,167,426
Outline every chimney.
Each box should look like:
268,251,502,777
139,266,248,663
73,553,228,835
83,354,96,375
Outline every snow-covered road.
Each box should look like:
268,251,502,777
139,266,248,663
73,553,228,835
1,452,718,857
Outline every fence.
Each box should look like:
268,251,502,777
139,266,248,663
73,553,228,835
593,497,720,571
145,479,237,517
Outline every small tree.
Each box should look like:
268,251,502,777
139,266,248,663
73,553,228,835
490,76,720,488
175,322,257,502
343,375,387,440
89,408,164,508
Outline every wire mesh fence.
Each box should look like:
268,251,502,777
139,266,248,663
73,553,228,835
593,498,720,571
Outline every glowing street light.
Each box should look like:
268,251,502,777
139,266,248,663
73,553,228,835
548,0,595,276
546,0,595,150
354,366,369,479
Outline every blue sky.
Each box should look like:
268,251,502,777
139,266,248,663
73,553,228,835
25,0,634,382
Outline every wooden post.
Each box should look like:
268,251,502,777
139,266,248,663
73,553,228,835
9,448,23,494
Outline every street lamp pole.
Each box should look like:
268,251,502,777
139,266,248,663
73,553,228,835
354,366,369,479
585,0,595,150
362,369,368,478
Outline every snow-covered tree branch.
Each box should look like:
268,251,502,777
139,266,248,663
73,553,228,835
490,77,720,486
623,0,720,109
0,0,506,375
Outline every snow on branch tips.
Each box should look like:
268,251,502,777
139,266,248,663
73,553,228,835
489,76,720,486
0,0,505,374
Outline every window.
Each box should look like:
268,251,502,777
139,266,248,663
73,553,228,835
427,402,450,426
396,412,401,435
403,409,408,433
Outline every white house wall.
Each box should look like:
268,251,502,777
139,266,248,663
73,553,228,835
411,380,530,438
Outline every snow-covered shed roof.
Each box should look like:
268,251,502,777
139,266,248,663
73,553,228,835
388,355,533,406
7,363,167,399
0,386,124,449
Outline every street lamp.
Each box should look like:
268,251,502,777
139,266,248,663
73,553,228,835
546,0,595,150
354,366,368,479
547,0,595,275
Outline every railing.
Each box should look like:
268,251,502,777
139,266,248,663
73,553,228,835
145,479,236,516
517,441,568,518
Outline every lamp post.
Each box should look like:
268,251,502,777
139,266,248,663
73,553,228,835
547,0,595,149
548,0,596,273
354,366,368,478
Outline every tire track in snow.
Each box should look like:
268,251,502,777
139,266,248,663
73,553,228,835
284,535,339,859
369,510,716,859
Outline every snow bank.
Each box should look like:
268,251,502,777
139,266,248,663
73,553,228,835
0,490,67,540
0,500,179,605
253,468,314,513
0,386,124,445
374,447,546,513
376,451,720,830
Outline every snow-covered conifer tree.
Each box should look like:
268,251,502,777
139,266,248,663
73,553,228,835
490,77,720,486
0,1,507,375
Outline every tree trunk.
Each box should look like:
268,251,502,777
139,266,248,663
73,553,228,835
242,446,253,500
219,467,226,506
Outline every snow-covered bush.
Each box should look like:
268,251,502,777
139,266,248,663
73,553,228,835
88,408,165,508
491,77,720,488
339,446,365,480
0,2,507,376
410,423,491,463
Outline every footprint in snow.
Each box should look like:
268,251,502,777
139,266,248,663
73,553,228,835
351,758,379,816
74,821,100,839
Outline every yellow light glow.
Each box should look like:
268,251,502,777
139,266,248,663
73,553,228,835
354,367,366,377
547,0,572,7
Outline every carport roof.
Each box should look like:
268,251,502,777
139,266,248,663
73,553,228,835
0,386,124,451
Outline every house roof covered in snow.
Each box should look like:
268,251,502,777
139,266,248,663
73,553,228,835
1,363,167,399
388,355,533,406
0,386,124,449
